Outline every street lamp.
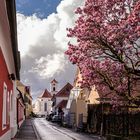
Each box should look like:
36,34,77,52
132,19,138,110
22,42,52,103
71,87,82,100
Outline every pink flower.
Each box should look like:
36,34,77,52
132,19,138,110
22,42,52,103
65,0,140,109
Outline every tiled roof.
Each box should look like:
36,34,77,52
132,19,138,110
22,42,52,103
56,83,73,97
40,89,52,98
56,100,68,109
51,79,58,83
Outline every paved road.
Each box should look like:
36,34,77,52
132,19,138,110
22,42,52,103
33,118,104,140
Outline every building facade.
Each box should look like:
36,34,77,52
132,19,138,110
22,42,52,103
16,88,25,130
24,86,32,118
66,68,101,130
33,89,52,116
33,79,73,117
0,0,21,139
17,81,32,118
51,81,73,115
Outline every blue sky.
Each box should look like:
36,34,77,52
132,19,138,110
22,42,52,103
16,0,62,18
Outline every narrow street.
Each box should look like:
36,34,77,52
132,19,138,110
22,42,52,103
33,118,104,140
1,0,139,140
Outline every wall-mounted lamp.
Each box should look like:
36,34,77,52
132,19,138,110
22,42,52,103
8,73,15,80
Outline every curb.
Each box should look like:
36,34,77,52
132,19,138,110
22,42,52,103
31,119,42,140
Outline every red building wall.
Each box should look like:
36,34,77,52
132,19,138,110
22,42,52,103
0,48,13,136
17,100,24,123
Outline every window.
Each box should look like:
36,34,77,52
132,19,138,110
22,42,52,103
10,90,13,111
53,87,55,91
7,91,10,124
2,82,7,130
44,103,47,111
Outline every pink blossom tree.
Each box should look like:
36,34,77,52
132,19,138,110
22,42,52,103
65,0,140,106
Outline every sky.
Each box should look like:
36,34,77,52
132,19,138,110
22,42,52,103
16,0,84,100
16,0,62,18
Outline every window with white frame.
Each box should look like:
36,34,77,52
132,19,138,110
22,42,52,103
7,91,10,124
2,82,7,130
10,90,13,111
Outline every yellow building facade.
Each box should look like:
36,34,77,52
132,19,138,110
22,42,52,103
68,68,101,129
16,81,33,118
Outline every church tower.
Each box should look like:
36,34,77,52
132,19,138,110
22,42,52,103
50,79,58,95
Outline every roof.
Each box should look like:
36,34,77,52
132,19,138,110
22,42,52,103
40,89,52,98
56,100,68,109
56,83,73,97
6,0,20,80
16,80,25,87
51,79,58,83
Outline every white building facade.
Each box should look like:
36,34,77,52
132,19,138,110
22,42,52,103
33,89,52,116
33,79,73,116
51,82,73,115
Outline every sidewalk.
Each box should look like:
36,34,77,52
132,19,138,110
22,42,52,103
12,119,39,140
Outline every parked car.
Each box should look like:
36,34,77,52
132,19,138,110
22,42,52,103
52,115,61,122
46,113,54,121
37,114,45,118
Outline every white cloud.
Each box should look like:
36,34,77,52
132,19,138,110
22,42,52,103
54,0,84,50
17,13,59,56
30,53,66,78
17,0,84,98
